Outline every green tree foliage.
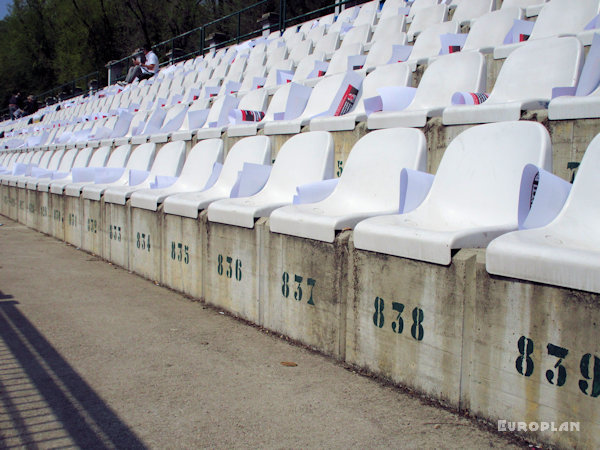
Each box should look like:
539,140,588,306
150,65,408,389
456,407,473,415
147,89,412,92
0,0,340,108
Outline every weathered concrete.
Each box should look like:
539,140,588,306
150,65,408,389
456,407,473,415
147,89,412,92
63,196,83,248
81,198,104,257
161,212,204,298
204,216,262,322
49,193,66,240
7,185,18,221
471,251,600,449
39,191,55,235
129,206,162,282
346,241,478,408
0,216,523,449
102,201,130,269
261,221,350,359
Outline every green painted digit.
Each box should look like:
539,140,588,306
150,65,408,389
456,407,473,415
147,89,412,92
171,242,176,260
217,254,223,275
184,245,190,265
307,278,316,305
373,297,384,328
411,307,424,341
391,302,404,334
225,256,232,278
546,343,568,387
282,272,289,298
136,232,141,249
516,336,534,377
235,259,242,281
177,242,182,261
294,275,303,301
579,354,600,397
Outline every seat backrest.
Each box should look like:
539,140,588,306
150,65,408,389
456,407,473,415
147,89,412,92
261,131,333,199
301,72,361,119
30,151,44,166
314,31,340,55
264,60,295,89
488,37,583,103
212,136,271,192
501,0,547,8
179,138,224,181
381,0,407,20
334,128,427,208
306,24,326,43
530,0,600,40
409,0,439,18
107,144,132,168
327,43,364,75
408,4,448,39
409,50,485,110
357,63,412,116
203,95,240,128
409,21,460,61
71,147,93,169
125,142,156,171
453,0,494,24
149,140,185,177
341,24,371,48
238,89,268,112
354,0,378,27
463,7,523,51
38,150,54,169
293,54,326,82
57,148,79,172
371,16,407,43
365,34,409,68
288,39,312,65
424,121,551,224
88,146,111,167
558,132,600,221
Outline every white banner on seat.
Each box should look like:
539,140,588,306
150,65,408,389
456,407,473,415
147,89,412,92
150,175,178,189
399,168,434,213
585,13,600,30
575,33,600,96
439,33,468,55
252,76,267,90
225,80,241,95
312,71,363,118
276,69,294,85
308,60,330,79
363,86,417,116
230,163,272,198
188,109,210,130
387,45,413,64
518,164,572,230
292,178,338,204
111,111,134,138
129,169,150,186
203,162,223,190
228,110,266,125
347,54,367,71
31,167,54,178
161,107,189,133
274,83,312,120
503,19,534,44
72,167,96,183
451,92,489,105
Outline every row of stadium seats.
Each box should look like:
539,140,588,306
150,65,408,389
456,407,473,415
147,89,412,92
1,119,598,293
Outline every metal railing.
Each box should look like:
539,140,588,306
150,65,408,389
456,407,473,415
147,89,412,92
24,0,370,113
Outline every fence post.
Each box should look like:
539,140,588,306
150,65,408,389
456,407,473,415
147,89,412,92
200,27,205,56
279,0,286,32
237,12,241,44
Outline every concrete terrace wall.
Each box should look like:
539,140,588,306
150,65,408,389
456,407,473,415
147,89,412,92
3,112,600,448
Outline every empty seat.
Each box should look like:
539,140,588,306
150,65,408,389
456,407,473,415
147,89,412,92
313,31,340,59
65,144,132,197
369,50,485,128
130,139,223,211
207,131,334,228
443,37,583,125
82,143,156,201
311,63,412,131
12,151,54,187
354,0,378,28
264,71,364,135
353,121,552,265
328,6,360,34
340,24,371,49
270,128,427,242
461,7,523,53
163,136,271,218
407,4,448,42
38,147,93,192
452,0,495,26
103,140,186,205
380,0,407,21
493,0,600,59
148,103,191,143
196,89,268,139
486,133,600,293
406,21,460,69
49,146,111,195
362,32,409,72
365,15,407,51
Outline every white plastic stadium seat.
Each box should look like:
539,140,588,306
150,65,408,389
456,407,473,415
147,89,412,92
130,139,223,211
461,8,523,53
452,0,495,27
407,4,448,42
354,121,552,265
270,128,427,242
207,131,334,228
406,21,460,69
369,50,485,128
443,37,583,125
50,146,112,195
39,147,93,192
103,140,185,205
163,136,271,219
486,133,600,293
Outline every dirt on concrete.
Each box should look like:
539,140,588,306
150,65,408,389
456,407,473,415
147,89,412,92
0,218,530,449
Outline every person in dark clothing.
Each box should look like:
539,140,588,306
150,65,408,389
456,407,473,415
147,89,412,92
23,95,38,116
9,92,22,120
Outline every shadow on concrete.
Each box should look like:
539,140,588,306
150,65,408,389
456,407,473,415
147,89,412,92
0,295,146,449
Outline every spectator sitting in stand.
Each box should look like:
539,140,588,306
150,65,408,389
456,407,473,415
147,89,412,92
23,95,38,116
9,92,23,120
122,44,159,84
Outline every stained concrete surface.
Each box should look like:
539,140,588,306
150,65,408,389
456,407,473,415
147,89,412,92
0,217,525,449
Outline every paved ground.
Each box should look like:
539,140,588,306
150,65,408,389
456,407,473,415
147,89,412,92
0,217,527,449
